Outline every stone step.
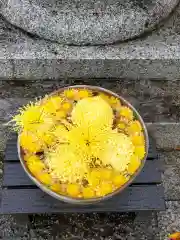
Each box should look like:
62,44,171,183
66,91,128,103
0,3,180,80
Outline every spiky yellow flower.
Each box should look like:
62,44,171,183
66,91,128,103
11,102,46,132
71,96,113,130
20,131,44,153
42,96,63,114
99,132,135,172
53,124,69,143
54,110,67,119
45,144,89,183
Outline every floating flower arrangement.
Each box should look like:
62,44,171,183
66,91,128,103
10,86,146,200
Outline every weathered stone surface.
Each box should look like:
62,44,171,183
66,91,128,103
0,124,8,154
1,79,180,122
0,0,178,45
1,6,180,79
147,123,180,149
159,152,180,200
0,61,13,79
158,201,180,240
0,98,30,122
0,215,30,239
27,212,158,240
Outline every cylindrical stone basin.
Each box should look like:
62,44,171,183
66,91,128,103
0,0,179,45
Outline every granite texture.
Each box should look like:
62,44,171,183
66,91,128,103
0,3,180,79
0,212,159,240
0,0,178,45
159,152,180,200
158,201,180,240
147,123,180,150
2,79,180,122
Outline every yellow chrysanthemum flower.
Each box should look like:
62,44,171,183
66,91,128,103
66,184,80,197
134,146,146,159
42,96,63,114
11,102,47,132
96,182,113,196
71,96,113,130
45,144,89,183
117,122,126,130
54,110,67,120
53,124,69,143
26,156,45,175
50,183,62,192
99,93,121,108
99,168,112,180
76,89,92,99
63,89,77,99
130,135,144,146
99,132,135,172
127,120,142,134
61,101,72,111
82,187,95,198
113,174,128,187
128,154,141,174
36,173,53,185
20,131,44,153
119,106,133,121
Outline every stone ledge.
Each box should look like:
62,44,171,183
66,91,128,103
1,3,180,79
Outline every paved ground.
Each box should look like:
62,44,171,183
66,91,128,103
0,80,180,240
